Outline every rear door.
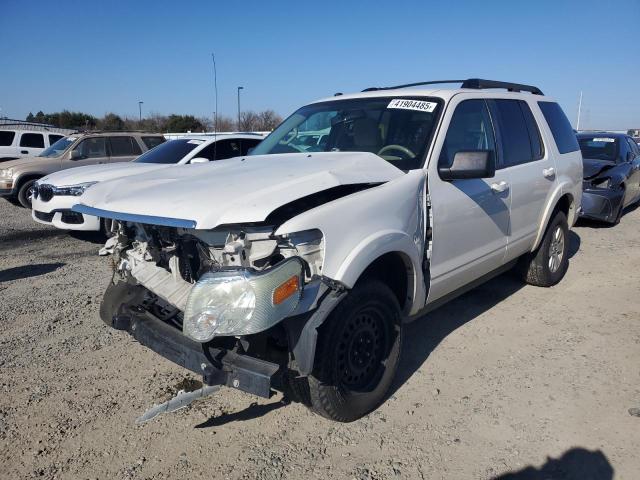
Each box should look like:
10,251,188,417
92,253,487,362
18,132,45,157
107,136,143,163
489,99,555,261
427,97,511,301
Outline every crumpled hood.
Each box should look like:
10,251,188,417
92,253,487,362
582,159,614,179
40,162,170,186
76,152,404,229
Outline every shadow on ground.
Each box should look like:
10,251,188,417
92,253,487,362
391,229,581,397
195,399,289,428
491,447,613,480
0,262,65,282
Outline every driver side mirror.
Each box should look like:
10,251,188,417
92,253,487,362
190,157,210,164
439,150,495,181
70,149,83,160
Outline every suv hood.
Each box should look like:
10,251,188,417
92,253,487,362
76,152,404,229
40,162,171,186
0,156,59,171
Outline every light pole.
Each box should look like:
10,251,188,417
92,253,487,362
237,86,244,130
138,101,144,122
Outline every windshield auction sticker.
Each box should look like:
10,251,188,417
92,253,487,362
592,138,615,143
388,99,437,113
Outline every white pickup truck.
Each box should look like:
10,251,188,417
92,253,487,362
75,79,582,422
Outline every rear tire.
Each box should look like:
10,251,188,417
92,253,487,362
307,280,402,422
17,179,37,208
519,211,569,287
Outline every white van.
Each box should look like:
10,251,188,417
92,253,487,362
0,124,75,161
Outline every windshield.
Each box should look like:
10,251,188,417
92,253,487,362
578,137,619,162
134,138,203,164
251,97,442,170
38,137,75,158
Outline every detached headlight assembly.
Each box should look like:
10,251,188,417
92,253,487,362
183,257,304,342
54,181,98,196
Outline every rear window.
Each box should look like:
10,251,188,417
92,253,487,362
537,102,579,154
578,137,618,162
141,136,165,149
20,133,45,148
0,131,15,146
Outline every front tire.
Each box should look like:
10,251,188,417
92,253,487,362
17,179,37,208
307,280,403,422
519,211,569,287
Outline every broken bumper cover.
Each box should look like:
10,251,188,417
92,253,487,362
109,310,280,398
579,188,624,223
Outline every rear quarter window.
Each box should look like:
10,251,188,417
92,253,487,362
0,131,16,146
537,102,579,154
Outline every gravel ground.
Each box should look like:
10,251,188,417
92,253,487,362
1,198,639,480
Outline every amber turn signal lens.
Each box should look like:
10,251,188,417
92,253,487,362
272,275,300,305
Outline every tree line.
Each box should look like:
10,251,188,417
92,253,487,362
25,109,283,133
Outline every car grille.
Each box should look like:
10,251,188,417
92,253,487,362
34,210,54,222
37,184,54,202
60,211,83,224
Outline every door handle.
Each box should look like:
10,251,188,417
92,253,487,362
490,181,509,193
543,167,556,179
21,150,28,154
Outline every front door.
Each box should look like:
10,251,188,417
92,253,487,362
68,137,109,167
427,97,511,303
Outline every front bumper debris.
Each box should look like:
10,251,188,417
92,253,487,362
105,301,281,398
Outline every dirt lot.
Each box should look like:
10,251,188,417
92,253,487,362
1,199,639,480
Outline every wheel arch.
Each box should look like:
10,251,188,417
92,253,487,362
532,190,575,251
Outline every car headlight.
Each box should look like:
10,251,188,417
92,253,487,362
53,181,98,196
183,257,304,342
591,177,610,189
0,168,14,179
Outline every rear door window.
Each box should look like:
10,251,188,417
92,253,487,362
241,138,262,155
0,131,15,146
141,136,165,149
489,99,533,167
20,133,45,148
109,136,142,156
48,134,64,145
537,102,580,154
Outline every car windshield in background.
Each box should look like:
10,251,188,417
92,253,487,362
250,97,442,170
134,139,204,164
578,137,618,162
38,137,75,157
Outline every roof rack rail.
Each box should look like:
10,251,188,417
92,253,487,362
362,78,544,95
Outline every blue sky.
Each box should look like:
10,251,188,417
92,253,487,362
1,0,639,129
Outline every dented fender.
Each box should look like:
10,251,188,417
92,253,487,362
276,170,428,315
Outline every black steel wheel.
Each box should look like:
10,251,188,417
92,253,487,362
307,280,402,422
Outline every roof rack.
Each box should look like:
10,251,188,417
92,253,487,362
362,78,544,95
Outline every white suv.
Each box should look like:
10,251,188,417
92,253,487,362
0,126,73,161
76,79,582,422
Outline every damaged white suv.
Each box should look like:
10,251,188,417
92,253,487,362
76,79,582,422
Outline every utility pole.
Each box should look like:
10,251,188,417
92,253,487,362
138,101,144,122
237,86,244,131
576,91,583,131
211,53,218,133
